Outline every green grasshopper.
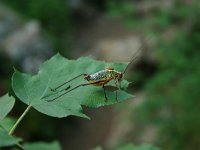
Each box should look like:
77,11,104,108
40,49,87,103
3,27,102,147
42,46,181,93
44,50,140,102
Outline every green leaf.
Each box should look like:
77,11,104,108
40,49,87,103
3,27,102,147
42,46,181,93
117,143,161,150
12,54,133,118
23,141,61,150
0,94,15,121
0,117,16,131
0,127,22,148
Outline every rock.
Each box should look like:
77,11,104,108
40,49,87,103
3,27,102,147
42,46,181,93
0,4,52,73
70,17,156,65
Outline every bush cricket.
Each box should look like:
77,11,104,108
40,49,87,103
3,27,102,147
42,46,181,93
43,49,141,102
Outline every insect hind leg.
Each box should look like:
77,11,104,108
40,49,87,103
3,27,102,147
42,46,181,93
46,81,105,102
51,73,86,91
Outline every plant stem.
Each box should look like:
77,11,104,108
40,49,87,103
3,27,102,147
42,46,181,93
16,143,24,150
9,105,32,135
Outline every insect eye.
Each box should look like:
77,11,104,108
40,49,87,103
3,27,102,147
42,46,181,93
84,74,89,80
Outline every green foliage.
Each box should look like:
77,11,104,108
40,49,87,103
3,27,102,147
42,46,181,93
105,1,200,149
117,143,160,150
0,54,133,149
106,1,140,28
0,55,133,149
133,6,200,150
2,0,72,51
23,141,61,150
0,94,15,121
0,95,21,148
92,143,160,150
2,0,69,31
0,127,22,148
12,54,132,118
0,117,16,131
107,1,135,17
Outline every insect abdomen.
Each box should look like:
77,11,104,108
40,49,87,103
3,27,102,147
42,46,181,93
88,70,107,81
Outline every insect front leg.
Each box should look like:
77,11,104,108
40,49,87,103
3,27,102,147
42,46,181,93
102,84,108,102
114,79,120,102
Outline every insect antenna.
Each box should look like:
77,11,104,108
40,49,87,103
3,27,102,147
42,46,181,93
123,49,141,75
123,36,153,76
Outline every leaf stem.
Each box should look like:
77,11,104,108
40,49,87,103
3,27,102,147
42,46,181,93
9,105,31,135
16,143,24,150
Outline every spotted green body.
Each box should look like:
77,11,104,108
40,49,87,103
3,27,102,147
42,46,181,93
88,70,114,81
84,68,122,86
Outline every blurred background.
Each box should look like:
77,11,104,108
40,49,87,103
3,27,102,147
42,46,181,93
0,0,200,150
